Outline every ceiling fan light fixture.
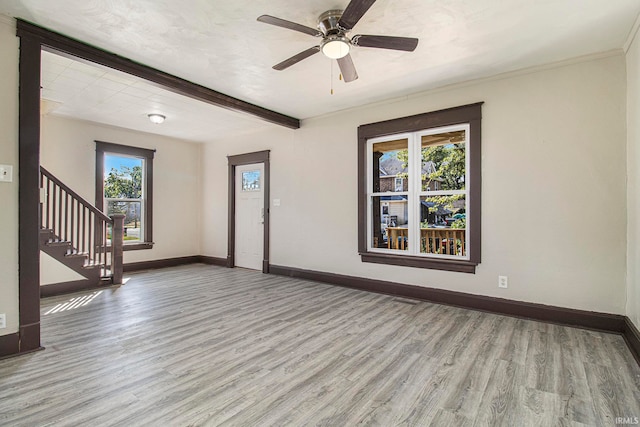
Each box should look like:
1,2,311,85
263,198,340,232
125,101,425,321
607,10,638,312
148,113,166,124
321,36,350,59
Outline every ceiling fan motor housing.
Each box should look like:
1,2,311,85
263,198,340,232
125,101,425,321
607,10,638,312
318,10,352,59
318,10,344,35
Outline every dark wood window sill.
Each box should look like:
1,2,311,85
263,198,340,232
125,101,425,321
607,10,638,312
360,252,477,273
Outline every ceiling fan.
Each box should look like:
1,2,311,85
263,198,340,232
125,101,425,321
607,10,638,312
257,0,419,82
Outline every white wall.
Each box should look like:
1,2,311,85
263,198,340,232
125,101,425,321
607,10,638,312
41,115,202,265
40,252,84,285
627,27,640,329
202,53,628,315
0,16,19,335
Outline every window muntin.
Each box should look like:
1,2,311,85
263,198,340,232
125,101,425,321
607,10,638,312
367,124,470,260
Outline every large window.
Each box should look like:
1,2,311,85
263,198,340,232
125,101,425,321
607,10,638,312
358,103,482,273
96,141,155,250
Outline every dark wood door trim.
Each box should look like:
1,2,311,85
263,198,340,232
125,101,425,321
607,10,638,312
15,20,300,130
227,151,270,273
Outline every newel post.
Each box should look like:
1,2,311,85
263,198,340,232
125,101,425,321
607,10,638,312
111,213,125,285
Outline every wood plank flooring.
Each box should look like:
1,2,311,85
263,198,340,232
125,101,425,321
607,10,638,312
0,264,639,426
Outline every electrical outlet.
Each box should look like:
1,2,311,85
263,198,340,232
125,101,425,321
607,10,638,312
0,313,6,329
0,165,13,183
498,276,508,289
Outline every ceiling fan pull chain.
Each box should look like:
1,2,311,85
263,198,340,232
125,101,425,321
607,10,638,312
331,60,334,95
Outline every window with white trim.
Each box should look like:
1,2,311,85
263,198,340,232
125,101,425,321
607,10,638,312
368,125,469,258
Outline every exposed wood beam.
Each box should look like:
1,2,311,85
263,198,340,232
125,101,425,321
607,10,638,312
16,19,300,130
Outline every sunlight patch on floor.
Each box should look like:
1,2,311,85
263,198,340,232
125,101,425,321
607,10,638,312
44,290,103,315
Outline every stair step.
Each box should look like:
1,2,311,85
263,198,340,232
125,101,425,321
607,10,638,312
45,240,72,247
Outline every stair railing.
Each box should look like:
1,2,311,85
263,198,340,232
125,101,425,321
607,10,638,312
40,166,124,284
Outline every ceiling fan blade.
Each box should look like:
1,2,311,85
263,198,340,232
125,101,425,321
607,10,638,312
338,0,376,30
352,35,419,51
273,46,320,71
337,54,358,82
257,15,322,37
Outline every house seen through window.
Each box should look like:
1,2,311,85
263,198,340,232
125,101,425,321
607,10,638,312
369,125,469,258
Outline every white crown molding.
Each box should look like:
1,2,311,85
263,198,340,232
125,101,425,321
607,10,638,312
412,49,624,98
624,11,640,53
308,49,624,123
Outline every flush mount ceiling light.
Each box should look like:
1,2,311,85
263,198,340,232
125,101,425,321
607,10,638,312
148,113,166,124
320,35,350,59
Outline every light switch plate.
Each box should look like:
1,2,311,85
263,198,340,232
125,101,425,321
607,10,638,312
273,199,281,207
0,165,13,183
0,313,6,329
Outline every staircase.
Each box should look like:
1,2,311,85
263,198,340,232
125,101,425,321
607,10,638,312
39,166,124,296
39,228,103,283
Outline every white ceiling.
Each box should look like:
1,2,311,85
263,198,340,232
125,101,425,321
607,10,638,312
39,51,275,143
1,0,639,142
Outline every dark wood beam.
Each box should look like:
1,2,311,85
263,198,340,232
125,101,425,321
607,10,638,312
16,19,300,130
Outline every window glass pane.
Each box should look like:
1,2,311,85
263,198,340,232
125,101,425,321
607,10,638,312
104,154,144,198
372,139,408,193
421,130,465,191
242,170,261,191
371,196,409,250
107,200,142,242
419,195,466,256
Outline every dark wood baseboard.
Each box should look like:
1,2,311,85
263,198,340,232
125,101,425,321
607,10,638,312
269,264,628,333
124,256,202,272
0,332,19,358
0,323,44,360
198,256,229,267
623,317,640,365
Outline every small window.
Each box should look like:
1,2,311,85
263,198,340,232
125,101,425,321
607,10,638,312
242,170,261,191
394,177,404,192
358,103,482,273
96,141,155,250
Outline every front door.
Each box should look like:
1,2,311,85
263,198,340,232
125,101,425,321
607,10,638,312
235,163,264,270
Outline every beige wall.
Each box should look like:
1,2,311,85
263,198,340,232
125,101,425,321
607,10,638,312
0,12,633,342
0,17,19,335
202,53,628,315
41,115,202,265
627,28,640,329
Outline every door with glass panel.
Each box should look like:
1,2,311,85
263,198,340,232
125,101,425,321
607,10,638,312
235,163,265,270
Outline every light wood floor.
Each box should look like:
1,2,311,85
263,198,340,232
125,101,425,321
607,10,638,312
1,264,639,426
